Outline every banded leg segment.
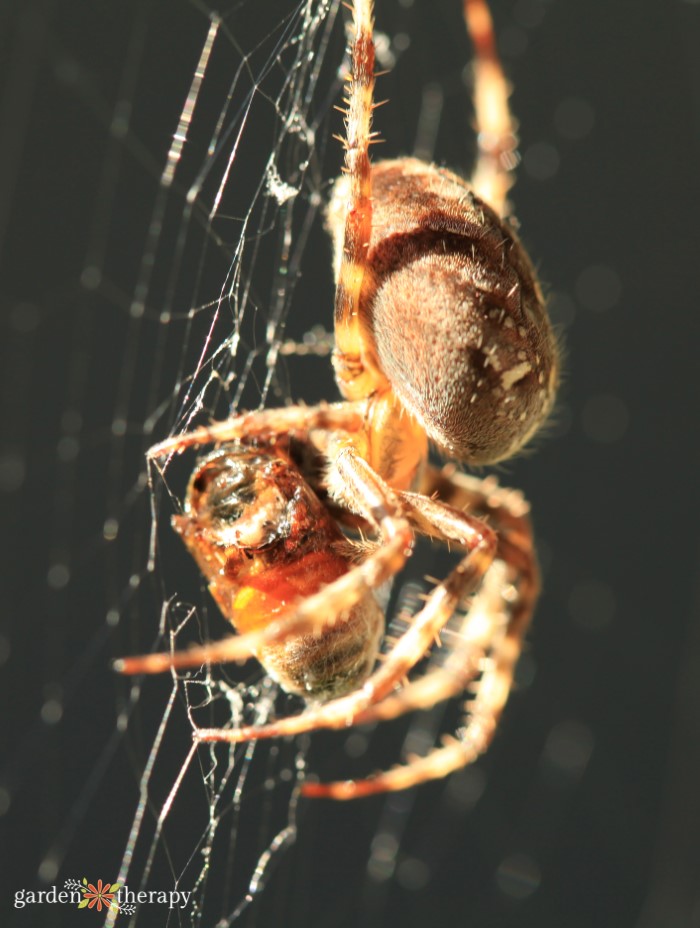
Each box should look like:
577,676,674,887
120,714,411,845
464,0,518,217
147,401,366,462
332,0,378,399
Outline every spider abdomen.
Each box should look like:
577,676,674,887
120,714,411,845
330,159,559,464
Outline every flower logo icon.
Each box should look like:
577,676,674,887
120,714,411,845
78,878,121,912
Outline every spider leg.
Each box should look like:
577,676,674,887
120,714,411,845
464,0,518,217
302,562,515,799
302,470,539,799
147,401,365,461
332,0,381,401
196,478,496,743
420,463,534,555
306,472,537,728
116,443,412,677
342,559,512,727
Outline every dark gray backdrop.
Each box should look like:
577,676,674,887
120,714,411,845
2,1,699,926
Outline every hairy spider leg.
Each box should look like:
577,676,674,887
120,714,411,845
331,0,378,402
331,562,511,729
328,468,539,728
302,469,539,798
196,489,496,743
146,402,366,463
464,0,518,217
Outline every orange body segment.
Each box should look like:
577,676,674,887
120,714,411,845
230,552,351,634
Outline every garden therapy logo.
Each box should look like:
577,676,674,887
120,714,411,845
13,878,192,913
64,878,134,915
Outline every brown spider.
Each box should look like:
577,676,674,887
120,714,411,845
116,0,559,800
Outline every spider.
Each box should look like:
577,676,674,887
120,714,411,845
117,0,559,800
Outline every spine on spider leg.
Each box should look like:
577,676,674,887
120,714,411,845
332,0,377,399
463,0,518,216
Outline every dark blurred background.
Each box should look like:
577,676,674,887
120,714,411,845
2,1,700,926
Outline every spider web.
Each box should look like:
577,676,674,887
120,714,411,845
80,3,346,923
1,1,620,926
4,1,352,924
